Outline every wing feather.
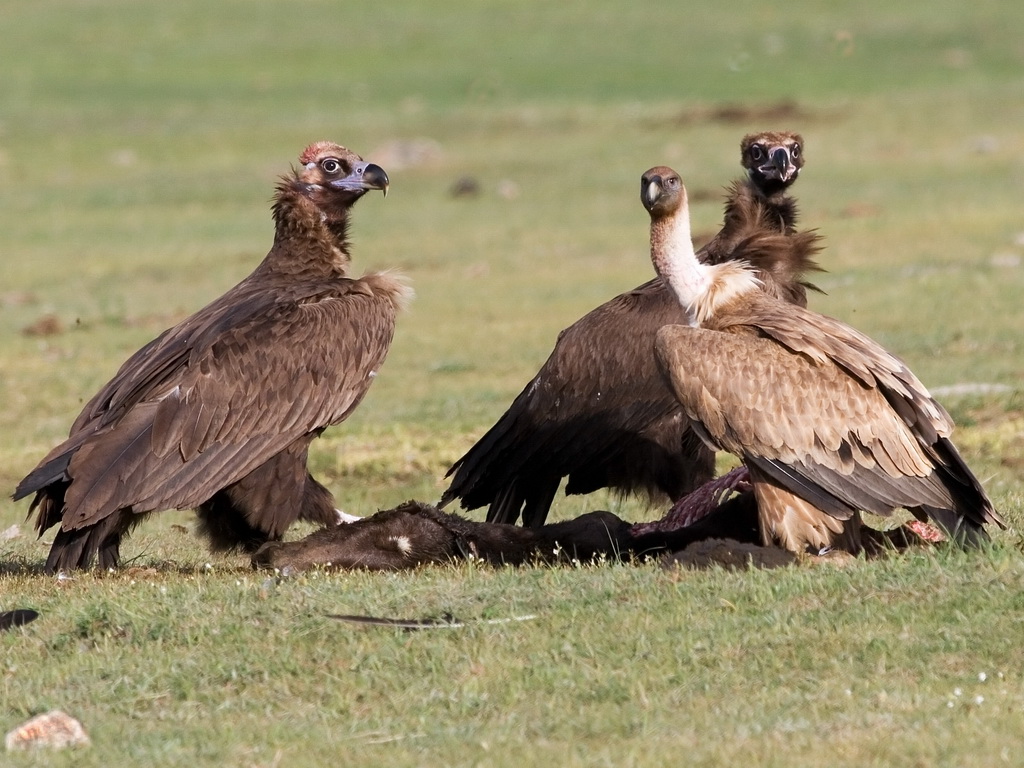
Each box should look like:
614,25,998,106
724,294,955,441
653,323,965,517
443,278,713,522
29,278,398,527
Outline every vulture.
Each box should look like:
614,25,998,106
14,141,411,573
442,132,817,527
641,165,1004,552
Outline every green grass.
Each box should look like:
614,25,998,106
2,0,1024,765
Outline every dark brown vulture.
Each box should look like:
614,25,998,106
641,165,1004,551
14,141,410,573
441,132,817,527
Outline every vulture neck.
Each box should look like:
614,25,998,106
651,198,761,326
266,179,353,279
750,174,791,201
757,182,798,233
725,179,796,236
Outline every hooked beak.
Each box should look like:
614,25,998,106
759,147,796,183
640,174,664,212
329,161,390,197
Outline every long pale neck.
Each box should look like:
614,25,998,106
650,206,713,320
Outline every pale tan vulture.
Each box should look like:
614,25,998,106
15,142,411,573
640,165,1003,552
442,132,818,528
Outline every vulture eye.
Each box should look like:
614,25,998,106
749,144,765,161
791,144,801,158
320,158,341,174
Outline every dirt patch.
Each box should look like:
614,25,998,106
672,100,820,127
21,314,64,337
662,538,796,571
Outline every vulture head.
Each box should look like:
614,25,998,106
640,165,685,217
294,141,389,220
741,131,804,195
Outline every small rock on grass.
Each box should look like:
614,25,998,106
5,710,90,751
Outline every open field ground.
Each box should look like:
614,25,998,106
2,1,1023,765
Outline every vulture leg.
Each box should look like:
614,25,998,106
630,465,751,535
196,492,273,553
748,464,862,554
298,470,339,527
196,439,336,553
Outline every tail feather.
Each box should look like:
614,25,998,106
13,452,74,502
44,511,142,574
520,476,561,529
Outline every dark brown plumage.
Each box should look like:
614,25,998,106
14,141,410,573
643,165,1003,551
441,132,817,527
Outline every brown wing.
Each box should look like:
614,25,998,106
654,320,998,534
442,277,713,526
718,293,953,445
18,278,398,529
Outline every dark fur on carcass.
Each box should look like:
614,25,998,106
251,497,762,572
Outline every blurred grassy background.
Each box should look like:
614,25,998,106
2,1,1023,765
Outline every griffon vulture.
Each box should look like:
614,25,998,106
641,165,1003,552
15,142,410,572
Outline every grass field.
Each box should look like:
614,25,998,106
2,1,1023,765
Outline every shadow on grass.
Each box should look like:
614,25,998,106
0,553,256,579
0,555,47,577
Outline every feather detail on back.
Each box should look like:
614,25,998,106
361,269,415,312
690,262,763,326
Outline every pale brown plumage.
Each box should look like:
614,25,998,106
643,165,1003,551
442,132,818,527
14,142,410,573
